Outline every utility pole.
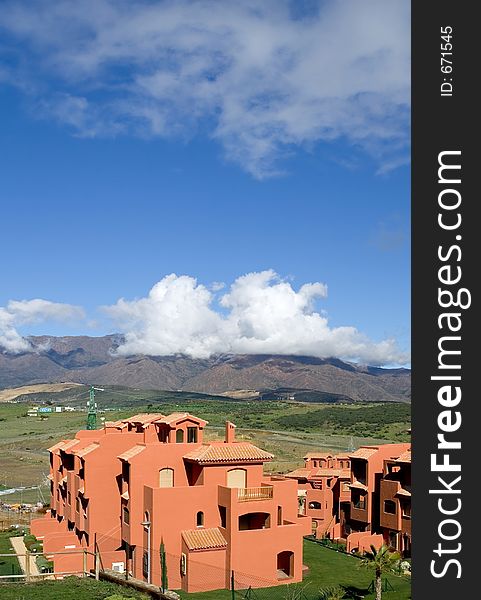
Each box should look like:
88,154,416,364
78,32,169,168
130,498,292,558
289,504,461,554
86,386,104,430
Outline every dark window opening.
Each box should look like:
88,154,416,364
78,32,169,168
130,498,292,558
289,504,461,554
123,507,130,524
277,551,294,578
196,511,204,527
384,500,397,515
187,427,198,443
308,501,322,510
176,429,184,443
219,506,227,528
238,512,271,531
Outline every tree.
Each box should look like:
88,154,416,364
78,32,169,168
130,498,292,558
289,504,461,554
360,544,400,600
160,538,168,592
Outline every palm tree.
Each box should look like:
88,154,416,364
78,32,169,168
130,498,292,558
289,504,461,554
360,544,400,600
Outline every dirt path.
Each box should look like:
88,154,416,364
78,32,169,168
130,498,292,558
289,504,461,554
10,536,41,576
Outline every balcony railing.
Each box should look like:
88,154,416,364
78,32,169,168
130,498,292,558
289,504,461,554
237,486,273,502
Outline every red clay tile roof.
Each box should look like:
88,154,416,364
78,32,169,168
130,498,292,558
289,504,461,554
349,447,379,460
117,445,146,462
285,468,311,479
182,528,227,551
396,449,411,463
47,440,70,453
153,412,208,427
184,443,273,464
311,468,348,478
122,413,165,426
48,439,81,453
74,442,100,458
348,480,368,491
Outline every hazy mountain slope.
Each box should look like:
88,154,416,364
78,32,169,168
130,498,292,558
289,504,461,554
0,335,410,402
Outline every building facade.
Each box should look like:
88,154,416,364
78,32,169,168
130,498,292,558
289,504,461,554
32,414,310,592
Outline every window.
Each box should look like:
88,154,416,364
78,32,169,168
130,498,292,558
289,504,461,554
227,468,247,489
342,482,350,492
401,502,411,518
384,500,397,515
352,491,366,510
196,511,204,527
176,429,184,443
67,491,71,505
308,501,322,510
76,498,80,513
219,506,227,528
159,468,174,488
238,512,270,531
180,553,187,576
123,507,130,524
277,506,283,526
389,531,398,550
187,427,198,443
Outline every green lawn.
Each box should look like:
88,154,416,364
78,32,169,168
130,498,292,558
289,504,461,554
0,531,22,580
177,540,411,600
0,575,150,599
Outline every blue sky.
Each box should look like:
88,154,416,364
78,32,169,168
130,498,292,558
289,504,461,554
0,1,410,365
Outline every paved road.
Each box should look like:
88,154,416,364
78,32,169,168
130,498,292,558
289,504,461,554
10,536,41,577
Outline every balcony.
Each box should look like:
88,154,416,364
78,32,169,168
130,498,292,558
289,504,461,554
238,486,273,502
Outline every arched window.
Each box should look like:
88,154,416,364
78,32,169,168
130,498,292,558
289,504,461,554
176,429,184,443
159,468,174,488
196,511,204,527
227,468,247,489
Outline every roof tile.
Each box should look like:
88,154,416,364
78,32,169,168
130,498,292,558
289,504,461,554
182,528,227,551
118,445,146,462
184,443,273,464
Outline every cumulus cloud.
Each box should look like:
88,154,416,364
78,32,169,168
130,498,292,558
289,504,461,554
104,270,408,365
0,0,410,177
0,299,85,353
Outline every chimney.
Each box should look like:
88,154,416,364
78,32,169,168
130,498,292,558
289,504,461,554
225,421,236,444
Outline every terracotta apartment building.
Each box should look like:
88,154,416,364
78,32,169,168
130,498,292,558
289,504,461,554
287,443,411,556
32,414,311,592
285,452,351,540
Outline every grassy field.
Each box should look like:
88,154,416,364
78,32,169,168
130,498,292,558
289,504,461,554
0,531,22,579
0,395,410,504
178,539,410,599
0,538,410,599
0,575,151,599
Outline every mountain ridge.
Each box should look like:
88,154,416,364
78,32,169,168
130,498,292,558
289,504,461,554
0,335,411,403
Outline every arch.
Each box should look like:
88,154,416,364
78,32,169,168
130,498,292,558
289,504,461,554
238,512,270,531
196,511,204,527
159,468,174,488
226,468,247,489
277,551,294,578
176,429,184,443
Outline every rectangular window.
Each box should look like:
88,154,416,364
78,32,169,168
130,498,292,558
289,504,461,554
384,500,397,515
123,507,130,524
67,491,71,505
76,497,80,512
219,505,227,528
187,427,198,443
401,502,411,518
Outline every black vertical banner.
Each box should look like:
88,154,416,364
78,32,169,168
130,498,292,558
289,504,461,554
412,3,477,598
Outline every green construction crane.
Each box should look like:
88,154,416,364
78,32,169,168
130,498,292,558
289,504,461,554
86,385,104,430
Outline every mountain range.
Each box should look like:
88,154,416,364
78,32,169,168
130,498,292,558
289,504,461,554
0,335,411,403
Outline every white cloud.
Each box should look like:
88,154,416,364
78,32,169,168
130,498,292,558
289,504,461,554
105,270,408,365
0,299,85,353
0,0,410,177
